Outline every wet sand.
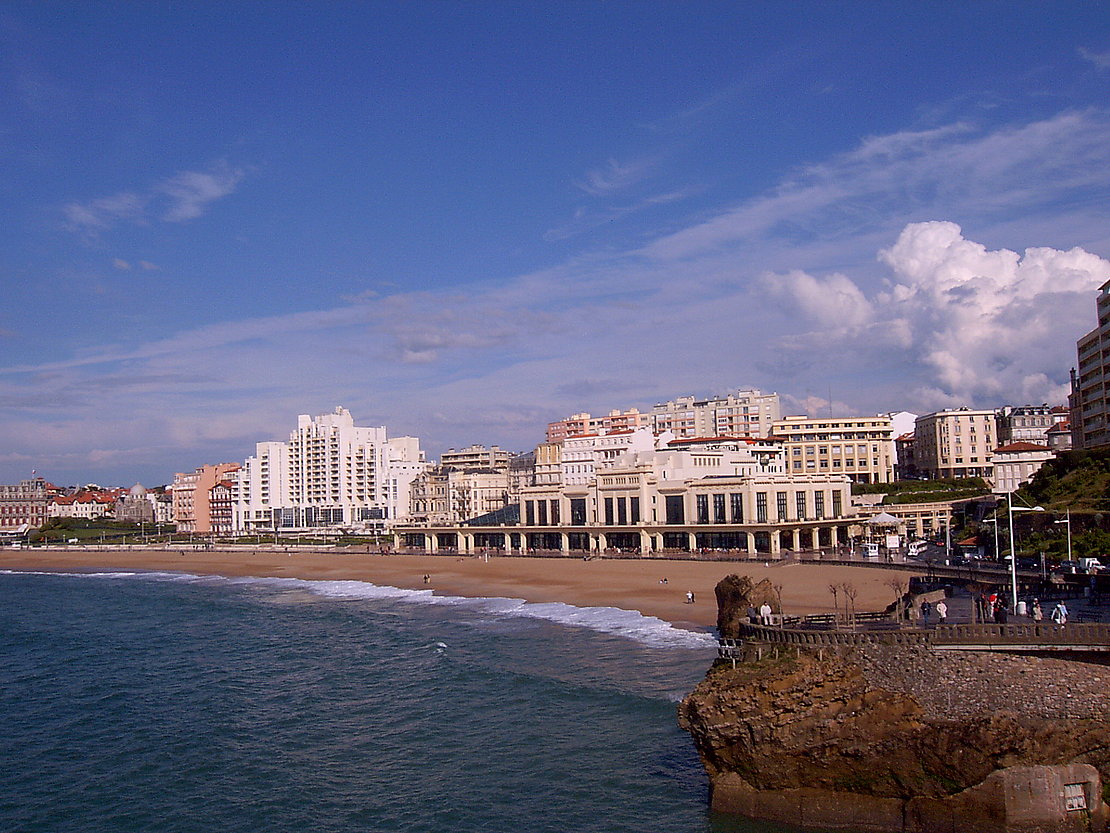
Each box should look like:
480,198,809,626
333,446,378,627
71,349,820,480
0,548,917,631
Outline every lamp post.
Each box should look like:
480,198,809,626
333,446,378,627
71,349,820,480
1007,497,1045,613
1054,510,1072,563
983,517,999,562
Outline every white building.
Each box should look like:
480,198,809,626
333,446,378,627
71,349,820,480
560,427,659,486
991,442,1055,494
234,407,427,532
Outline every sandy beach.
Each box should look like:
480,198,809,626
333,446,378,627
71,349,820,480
0,548,918,631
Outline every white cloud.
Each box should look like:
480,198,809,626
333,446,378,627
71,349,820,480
62,162,245,233
157,165,244,222
1079,47,1110,70
642,111,1110,261
576,156,656,196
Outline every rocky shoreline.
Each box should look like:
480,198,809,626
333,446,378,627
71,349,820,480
679,575,1110,832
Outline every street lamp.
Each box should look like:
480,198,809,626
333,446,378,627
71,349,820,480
1007,497,1044,613
1054,510,1073,563
983,517,1000,562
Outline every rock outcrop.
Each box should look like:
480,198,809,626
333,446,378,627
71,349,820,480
680,575,1110,832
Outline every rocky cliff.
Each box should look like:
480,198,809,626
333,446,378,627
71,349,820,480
679,575,1110,832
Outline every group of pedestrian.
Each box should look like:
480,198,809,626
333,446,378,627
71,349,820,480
918,599,948,626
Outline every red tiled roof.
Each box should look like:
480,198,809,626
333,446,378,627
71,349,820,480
993,442,1051,453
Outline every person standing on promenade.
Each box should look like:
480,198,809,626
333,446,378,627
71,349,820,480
759,602,772,626
935,600,947,624
920,600,932,627
1051,602,1068,625
1031,599,1043,622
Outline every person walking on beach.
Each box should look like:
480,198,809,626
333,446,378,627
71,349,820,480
935,600,947,624
685,591,695,604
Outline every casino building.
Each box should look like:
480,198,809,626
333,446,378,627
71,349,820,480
396,435,856,557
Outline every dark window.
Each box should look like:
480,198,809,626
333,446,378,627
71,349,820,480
570,498,587,526
538,500,548,526
815,492,825,519
756,492,767,523
550,500,560,524
713,493,726,524
630,497,640,524
665,495,685,525
730,493,744,523
777,491,788,522
796,492,806,520
832,491,842,518
604,497,614,525
617,497,627,525
525,501,534,525
696,494,709,524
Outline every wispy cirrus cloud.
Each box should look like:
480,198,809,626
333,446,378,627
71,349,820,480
575,156,658,196
62,162,245,233
1079,47,1110,70
643,111,1110,261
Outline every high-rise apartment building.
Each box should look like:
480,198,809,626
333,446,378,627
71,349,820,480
1071,280,1110,450
649,389,780,438
770,415,895,484
234,407,426,532
913,409,998,481
546,409,649,444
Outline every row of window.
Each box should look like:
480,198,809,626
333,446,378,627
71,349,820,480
523,491,842,527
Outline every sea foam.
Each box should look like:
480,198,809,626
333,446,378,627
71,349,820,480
0,569,717,650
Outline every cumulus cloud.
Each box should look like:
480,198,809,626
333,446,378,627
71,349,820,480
761,270,873,331
63,162,245,233
768,221,1110,407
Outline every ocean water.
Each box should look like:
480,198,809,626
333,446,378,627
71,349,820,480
0,569,812,833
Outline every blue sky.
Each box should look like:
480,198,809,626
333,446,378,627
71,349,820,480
3,2,1110,486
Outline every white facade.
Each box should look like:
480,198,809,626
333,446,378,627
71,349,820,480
561,428,658,486
991,442,1055,494
234,407,427,531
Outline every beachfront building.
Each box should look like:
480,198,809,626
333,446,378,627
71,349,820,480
546,408,649,444
233,407,427,533
991,442,1056,494
409,466,510,526
397,435,855,556
2,477,52,530
114,484,155,524
173,463,241,534
649,388,780,439
1071,279,1110,450
49,489,118,520
913,408,998,482
770,414,896,484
